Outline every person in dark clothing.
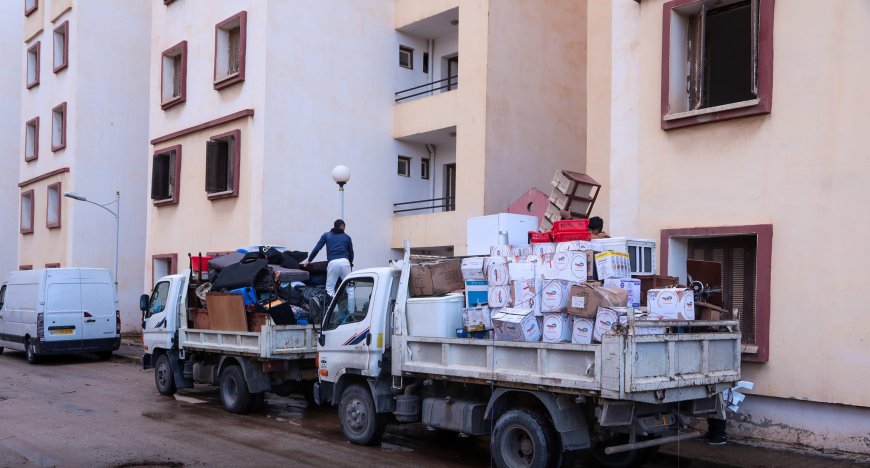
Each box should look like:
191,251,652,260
302,220,354,296
589,216,610,239
699,417,728,445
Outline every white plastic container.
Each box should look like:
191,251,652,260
406,293,466,338
591,237,657,275
467,214,537,255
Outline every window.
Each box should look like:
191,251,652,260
51,102,66,151
146,281,170,318
26,41,39,89
397,156,411,177
45,263,60,268
161,41,187,109
399,46,413,69
421,158,430,180
423,52,429,74
46,182,61,229
25,0,37,16
206,130,241,199
324,277,375,331
661,0,774,130
53,21,68,72
19,265,33,271
25,117,38,162
152,254,177,285
151,146,181,205
20,190,34,234
214,11,247,90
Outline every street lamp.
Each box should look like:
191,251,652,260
331,165,351,219
64,191,120,293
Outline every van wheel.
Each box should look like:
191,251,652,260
25,338,39,364
154,354,177,396
96,351,113,361
339,383,386,446
491,408,560,468
220,365,251,414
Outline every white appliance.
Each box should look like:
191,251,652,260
467,214,538,256
406,293,465,338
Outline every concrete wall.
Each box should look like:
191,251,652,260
0,3,23,274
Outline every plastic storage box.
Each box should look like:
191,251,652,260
406,293,465,338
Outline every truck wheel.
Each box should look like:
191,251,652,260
154,354,177,396
248,392,266,413
339,383,386,446
25,338,39,364
0,346,5,354
220,365,251,414
491,409,560,468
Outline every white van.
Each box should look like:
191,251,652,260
0,268,120,363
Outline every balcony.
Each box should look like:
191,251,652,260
395,7,459,105
395,75,458,103
393,126,457,217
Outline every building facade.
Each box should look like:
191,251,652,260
0,3,24,275
587,0,869,455
17,0,151,332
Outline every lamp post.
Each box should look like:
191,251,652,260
331,165,351,219
64,191,120,294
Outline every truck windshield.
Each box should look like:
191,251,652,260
323,277,375,331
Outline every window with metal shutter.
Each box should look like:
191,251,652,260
205,140,230,193
151,153,171,200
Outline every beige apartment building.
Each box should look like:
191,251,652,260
586,0,869,455
16,0,151,332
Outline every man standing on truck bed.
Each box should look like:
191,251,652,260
302,219,354,297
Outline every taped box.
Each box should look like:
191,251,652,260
542,312,573,343
546,250,588,282
486,258,510,286
492,308,541,342
571,316,595,345
603,278,642,307
465,280,488,308
511,278,542,315
488,285,512,308
463,306,492,332
531,242,556,257
647,288,695,320
511,245,531,257
593,307,620,342
567,283,628,318
461,257,487,281
556,241,593,252
490,245,512,257
409,259,465,297
540,279,574,312
508,262,537,281
594,251,631,279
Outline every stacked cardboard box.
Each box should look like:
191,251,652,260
541,170,601,232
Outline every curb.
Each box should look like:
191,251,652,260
111,351,143,364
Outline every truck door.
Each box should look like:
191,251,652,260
143,279,173,353
80,271,116,343
319,274,378,379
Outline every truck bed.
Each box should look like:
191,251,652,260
180,324,317,360
395,320,741,404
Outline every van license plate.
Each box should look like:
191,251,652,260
51,329,74,335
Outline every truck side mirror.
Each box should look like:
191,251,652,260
318,334,325,347
139,294,150,312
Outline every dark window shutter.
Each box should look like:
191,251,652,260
216,141,229,191
205,141,219,193
151,154,169,200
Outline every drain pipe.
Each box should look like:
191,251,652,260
426,144,436,212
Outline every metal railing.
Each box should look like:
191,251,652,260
395,75,459,103
393,197,456,214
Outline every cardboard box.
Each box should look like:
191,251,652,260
461,257,487,281
540,279,573,312
531,242,556,257
647,288,695,320
571,316,595,345
593,307,620,342
488,285,512,308
567,284,628,318
511,245,531,257
492,308,541,342
594,251,631,279
247,312,270,333
206,293,248,332
508,262,537,281
635,275,680,306
542,312,573,343
465,280,489,307
490,245,512,257
511,278,542,315
486,258,510,286
463,306,492,332
555,241,593,252
618,315,666,335
525,254,543,270
546,250,588,282
696,302,728,321
603,278,642,307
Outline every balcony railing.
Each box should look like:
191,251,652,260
393,196,456,214
395,75,459,103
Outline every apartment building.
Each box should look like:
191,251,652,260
586,0,869,455
17,0,151,332
0,4,23,275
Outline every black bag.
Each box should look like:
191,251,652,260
242,251,266,263
264,247,284,265
280,251,300,269
265,301,297,325
277,283,304,306
212,258,269,291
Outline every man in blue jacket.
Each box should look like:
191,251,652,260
302,219,354,297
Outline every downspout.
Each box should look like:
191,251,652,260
426,144,436,213
428,39,435,90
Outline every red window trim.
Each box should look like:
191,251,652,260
24,0,37,17
163,0,176,4
26,41,40,89
207,129,241,200
152,144,182,206
53,20,69,73
51,101,67,152
660,0,775,130
19,265,33,271
152,253,178,285
160,40,187,110
25,116,39,162
46,181,61,229
213,11,247,90
44,263,60,268
660,224,773,363
20,189,35,235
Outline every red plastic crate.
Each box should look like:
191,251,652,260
190,255,213,272
528,231,552,243
553,231,591,242
552,219,589,233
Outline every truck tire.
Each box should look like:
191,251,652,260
220,365,251,414
339,383,386,446
491,408,560,468
154,353,177,396
248,392,266,413
25,338,39,364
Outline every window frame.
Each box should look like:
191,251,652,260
399,46,414,70
20,189,35,235
51,102,67,152
421,158,430,180
26,41,40,89
53,20,69,73
146,279,171,317
45,263,60,268
397,156,411,177
660,224,773,362
24,0,37,17
24,116,39,162
206,129,241,200
160,41,187,110
46,182,61,229
151,145,182,206
19,265,33,271
213,11,247,90
660,0,775,130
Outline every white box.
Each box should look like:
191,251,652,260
488,285,512,308
594,251,631,279
593,307,620,342
467,214,538,256
571,316,595,345
490,245,512,257
647,288,695,320
492,308,541,342
542,312,573,343
511,245,531,257
591,237,657,275
618,315,666,335
547,250,588,282
603,278,642,307
486,258,510,286
461,257,487,281
406,293,465,338
531,243,556,257
540,279,573,312
463,306,492,332
525,254,543,271
511,278,542,315
465,280,488,308
556,241,593,252
508,262,537,281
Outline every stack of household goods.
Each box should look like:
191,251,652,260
541,170,601,232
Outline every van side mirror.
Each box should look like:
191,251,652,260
139,294,150,312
